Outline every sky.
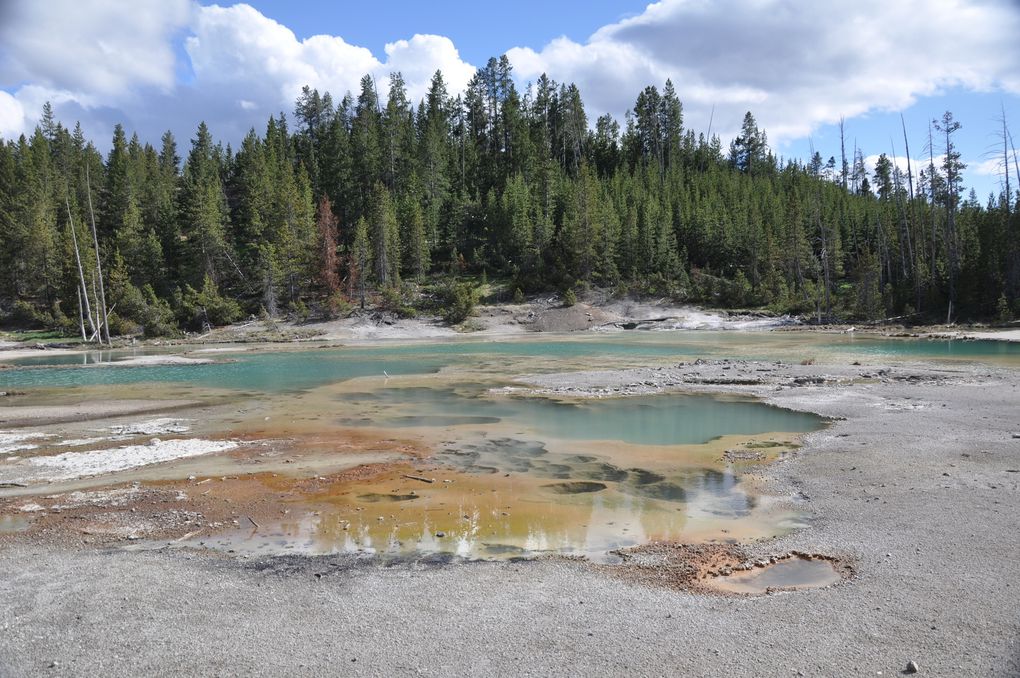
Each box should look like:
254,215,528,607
1,0,1019,200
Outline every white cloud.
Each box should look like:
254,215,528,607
383,35,475,104
0,1,476,142
185,3,380,110
0,0,192,97
1,0,1017,177
0,91,25,140
183,4,475,120
863,153,944,184
508,0,1020,143
972,151,1020,178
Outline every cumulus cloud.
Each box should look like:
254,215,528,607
973,150,1019,175
383,35,475,104
0,91,25,140
183,5,475,116
0,1,475,143
1,0,1017,168
185,3,380,112
863,153,943,183
509,0,1020,143
0,0,192,97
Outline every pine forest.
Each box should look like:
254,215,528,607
2,56,1019,339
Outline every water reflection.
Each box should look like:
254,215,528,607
200,459,770,562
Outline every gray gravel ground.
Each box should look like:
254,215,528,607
2,359,1019,677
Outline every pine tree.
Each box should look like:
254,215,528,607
370,182,400,286
351,215,370,307
315,195,340,296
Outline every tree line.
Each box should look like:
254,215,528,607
1,55,1018,339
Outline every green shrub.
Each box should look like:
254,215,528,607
115,282,148,323
181,276,241,330
438,280,478,324
324,291,353,319
380,285,418,318
105,312,138,337
997,294,1013,323
289,299,310,323
513,287,525,304
9,300,49,329
140,286,179,338
563,288,577,307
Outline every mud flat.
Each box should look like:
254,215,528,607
1,354,1018,675
0,399,199,427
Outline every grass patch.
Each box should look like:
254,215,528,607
3,330,78,343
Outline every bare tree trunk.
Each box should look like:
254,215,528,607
891,159,910,280
901,115,922,312
839,117,848,191
75,287,86,341
1005,108,1013,217
937,114,961,324
85,166,111,345
65,196,98,341
927,124,939,299
92,277,102,340
1009,126,1020,202
1004,109,1020,301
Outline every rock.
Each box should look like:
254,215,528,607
435,531,446,538
905,660,919,673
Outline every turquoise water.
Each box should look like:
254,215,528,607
338,386,821,445
0,351,445,391
3,332,1017,392
0,332,854,560
777,335,1020,361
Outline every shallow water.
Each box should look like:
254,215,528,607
335,385,820,446
9,328,1009,560
707,557,842,594
193,461,790,562
0,514,32,533
4,331,1018,391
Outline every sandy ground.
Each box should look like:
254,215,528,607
187,298,799,344
0,350,1018,675
0,400,198,427
0,346,78,362
960,328,1020,342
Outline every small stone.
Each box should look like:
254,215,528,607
435,531,446,538
905,660,919,673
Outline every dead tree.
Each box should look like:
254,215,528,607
84,166,111,344
65,195,98,341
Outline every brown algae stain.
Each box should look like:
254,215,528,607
603,542,851,594
4,353,826,562
544,481,608,494
169,378,822,560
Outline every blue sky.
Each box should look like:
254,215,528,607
241,1,651,67
1,0,1018,199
